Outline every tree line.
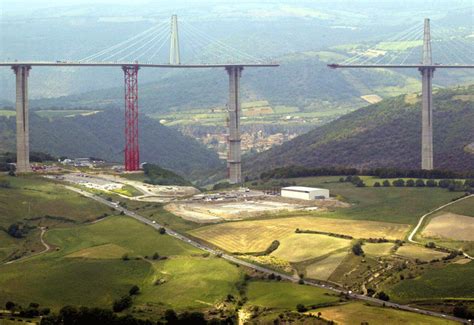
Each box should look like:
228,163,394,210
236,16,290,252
260,166,474,180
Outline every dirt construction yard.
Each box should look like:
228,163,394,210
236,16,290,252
422,213,474,241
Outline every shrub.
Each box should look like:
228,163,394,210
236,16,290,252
415,179,425,187
406,179,415,187
5,301,15,310
112,295,132,312
392,179,405,187
382,180,391,187
352,242,364,256
376,291,390,301
426,179,437,187
296,304,308,312
129,285,140,295
373,182,381,187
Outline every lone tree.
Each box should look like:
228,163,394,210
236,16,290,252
5,301,15,310
296,304,307,312
352,242,364,256
376,291,390,301
129,285,140,296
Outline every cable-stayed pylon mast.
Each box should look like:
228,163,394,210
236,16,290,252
169,15,181,65
419,18,434,170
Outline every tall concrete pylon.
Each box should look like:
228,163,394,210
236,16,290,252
419,18,434,170
169,15,181,65
12,65,31,173
226,66,243,184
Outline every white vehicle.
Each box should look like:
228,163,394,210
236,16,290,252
152,221,156,224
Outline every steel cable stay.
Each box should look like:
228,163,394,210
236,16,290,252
79,21,169,62
181,20,263,63
133,29,170,62
120,27,170,62
101,23,169,62
342,22,423,64
180,24,242,64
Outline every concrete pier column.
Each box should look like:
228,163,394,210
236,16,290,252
420,67,434,170
226,66,243,184
12,65,31,173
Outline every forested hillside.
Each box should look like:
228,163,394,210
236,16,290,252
0,110,222,177
244,85,474,175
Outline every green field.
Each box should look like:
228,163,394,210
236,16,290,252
395,245,448,262
387,261,474,302
275,176,462,224
0,110,15,117
34,110,100,119
137,256,242,310
0,216,241,312
314,302,457,325
246,281,339,309
0,176,110,261
271,233,350,262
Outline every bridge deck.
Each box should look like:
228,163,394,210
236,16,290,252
328,64,474,69
0,62,278,68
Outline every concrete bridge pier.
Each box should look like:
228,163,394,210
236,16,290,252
12,65,31,173
419,67,435,170
226,66,243,184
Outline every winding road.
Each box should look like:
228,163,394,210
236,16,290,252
65,186,469,324
408,194,474,260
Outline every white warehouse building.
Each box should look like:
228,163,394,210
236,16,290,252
281,186,330,200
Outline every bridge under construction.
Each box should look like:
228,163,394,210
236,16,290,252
1,15,278,184
1,17,473,180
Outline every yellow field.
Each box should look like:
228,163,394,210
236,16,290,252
66,243,128,259
189,216,410,253
422,213,474,241
311,302,457,325
396,244,448,261
305,251,348,280
271,233,350,262
363,242,394,256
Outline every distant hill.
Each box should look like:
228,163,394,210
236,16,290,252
0,110,222,178
243,85,474,175
28,52,435,114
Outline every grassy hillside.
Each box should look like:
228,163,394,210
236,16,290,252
244,85,474,174
0,110,222,178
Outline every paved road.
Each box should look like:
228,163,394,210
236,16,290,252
66,186,468,324
408,194,474,260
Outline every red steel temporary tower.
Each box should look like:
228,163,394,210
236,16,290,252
122,65,140,171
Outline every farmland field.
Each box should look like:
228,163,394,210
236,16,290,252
387,261,474,302
271,233,350,262
305,251,348,280
395,245,448,261
189,216,410,253
136,256,242,310
313,302,457,325
246,281,338,309
421,213,474,241
362,242,394,256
